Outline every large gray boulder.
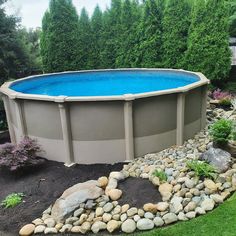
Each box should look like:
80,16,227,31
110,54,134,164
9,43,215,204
200,147,232,173
51,180,104,222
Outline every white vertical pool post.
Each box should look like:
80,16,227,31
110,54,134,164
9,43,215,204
2,96,16,144
124,95,134,161
14,98,27,138
57,97,74,165
176,93,186,146
201,85,208,130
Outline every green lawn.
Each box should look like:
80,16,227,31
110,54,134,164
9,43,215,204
134,193,236,236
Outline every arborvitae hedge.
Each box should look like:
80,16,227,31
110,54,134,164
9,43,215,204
41,0,232,81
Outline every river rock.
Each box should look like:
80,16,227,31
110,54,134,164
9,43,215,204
19,224,35,236
200,198,215,211
91,221,107,233
153,217,164,227
156,202,169,212
143,203,158,213
170,196,183,214
109,171,125,180
137,219,154,231
103,202,114,212
34,225,46,234
121,219,136,233
159,183,173,201
163,213,178,224
200,148,232,173
107,220,120,233
98,176,108,188
107,189,122,201
51,180,103,222
44,227,58,234
127,207,138,217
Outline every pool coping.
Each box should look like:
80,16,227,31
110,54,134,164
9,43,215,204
0,68,210,102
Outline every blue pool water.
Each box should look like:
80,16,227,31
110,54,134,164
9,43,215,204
11,70,199,97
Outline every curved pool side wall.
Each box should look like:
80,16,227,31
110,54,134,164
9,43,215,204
0,69,209,164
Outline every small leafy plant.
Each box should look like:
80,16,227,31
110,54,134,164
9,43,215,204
187,160,216,179
1,193,24,208
0,137,44,171
209,119,233,146
218,98,232,106
152,170,167,182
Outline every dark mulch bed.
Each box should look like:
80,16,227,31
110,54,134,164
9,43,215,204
0,161,124,235
118,177,161,208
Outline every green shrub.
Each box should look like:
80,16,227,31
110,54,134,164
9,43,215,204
1,193,24,208
219,98,232,106
152,170,167,182
187,160,216,179
209,119,233,145
232,123,236,141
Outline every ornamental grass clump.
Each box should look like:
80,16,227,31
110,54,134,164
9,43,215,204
1,193,24,208
187,160,216,180
0,137,44,171
209,119,233,146
152,170,167,182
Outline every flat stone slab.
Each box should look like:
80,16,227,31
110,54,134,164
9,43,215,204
51,180,104,222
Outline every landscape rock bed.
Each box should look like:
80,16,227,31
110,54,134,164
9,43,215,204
19,103,236,235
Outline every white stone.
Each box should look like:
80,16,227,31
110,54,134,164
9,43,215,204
95,207,104,217
121,219,136,233
91,221,107,233
34,225,46,234
127,207,138,217
109,171,125,180
201,198,215,211
163,213,178,224
103,202,114,212
144,212,154,219
195,207,206,215
44,218,55,228
178,212,188,221
170,196,183,214
74,208,84,217
186,211,196,219
44,227,58,234
107,220,120,233
153,217,164,227
120,213,127,222
137,219,154,231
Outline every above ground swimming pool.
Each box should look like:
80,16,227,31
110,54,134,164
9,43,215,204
0,69,209,164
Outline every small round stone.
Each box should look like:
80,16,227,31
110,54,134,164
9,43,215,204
153,217,164,227
121,219,136,233
19,224,35,236
137,219,154,230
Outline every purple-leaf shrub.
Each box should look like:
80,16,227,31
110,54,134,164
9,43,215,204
212,89,232,101
0,137,44,171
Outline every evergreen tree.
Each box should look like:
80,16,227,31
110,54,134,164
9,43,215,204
40,11,51,72
100,0,122,68
116,0,142,67
184,0,231,81
90,5,103,69
40,0,79,72
0,1,31,83
78,8,92,69
162,0,191,68
136,0,164,67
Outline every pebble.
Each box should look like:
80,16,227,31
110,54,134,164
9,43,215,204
107,220,119,233
98,176,108,188
44,227,58,234
91,221,107,233
144,212,154,219
137,219,154,230
143,203,158,213
127,207,138,217
163,213,178,224
201,198,215,211
153,217,164,227
121,219,136,233
103,202,114,212
34,225,46,234
19,224,35,236
44,218,55,228
107,189,122,201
